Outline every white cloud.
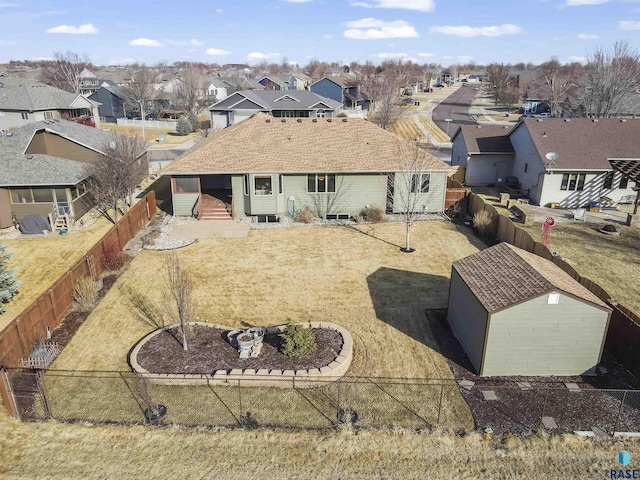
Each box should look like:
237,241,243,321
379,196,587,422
457,55,474,62
247,51,281,60
190,38,204,46
376,52,409,58
418,52,434,57
567,55,587,63
350,0,435,12
205,48,231,55
166,38,205,46
565,0,609,5
108,57,137,65
46,23,99,34
619,20,640,30
429,24,522,37
324,34,333,39
129,37,163,46
0,40,17,46
344,18,419,39
32,56,55,61
216,8,223,13
578,33,598,39
442,55,452,59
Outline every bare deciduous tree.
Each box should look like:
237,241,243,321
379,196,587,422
175,63,208,114
39,51,90,93
486,63,511,105
388,141,436,252
528,59,583,117
163,253,195,351
85,134,148,224
572,41,640,118
124,63,160,140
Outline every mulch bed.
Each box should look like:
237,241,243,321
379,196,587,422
426,308,640,435
135,325,343,374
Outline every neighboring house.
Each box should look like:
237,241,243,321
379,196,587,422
209,90,342,130
163,113,452,222
448,243,611,376
310,76,369,110
0,78,101,130
451,118,640,207
238,77,264,90
289,72,312,91
450,125,514,186
205,77,229,102
258,74,291,91
79,68,101,96
88,83,131,123
0,118,150,229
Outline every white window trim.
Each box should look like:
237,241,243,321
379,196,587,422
410,173,430,194
307,174,336,194
254,174,273,196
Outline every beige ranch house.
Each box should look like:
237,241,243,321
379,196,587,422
164,113,453,222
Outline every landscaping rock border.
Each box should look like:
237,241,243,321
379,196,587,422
129,321,353,388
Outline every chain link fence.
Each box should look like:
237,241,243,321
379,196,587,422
6,369,640,435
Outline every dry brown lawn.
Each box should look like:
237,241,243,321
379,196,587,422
0,403,637,479
388,117,423,140
0,218,113,331
49,221,485,428
100,124,201,144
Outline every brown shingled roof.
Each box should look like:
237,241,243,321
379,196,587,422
164,113,452,175
512,118,640,170
453,243,609,313
452,125,514,154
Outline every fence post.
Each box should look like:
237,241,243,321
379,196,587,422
0,368,19,418
337,378,341,424
613,390,628,434
237,379,242,418
437,384,444,426
539,385,549,431
36,369,52,419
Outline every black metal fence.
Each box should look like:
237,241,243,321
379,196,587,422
5,369,640,435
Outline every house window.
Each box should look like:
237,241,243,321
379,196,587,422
21,112,29,120
307,174,336,193
278,174,284,194
603,172,614,190
524,163,528,173
619,176,629,189
411,174,430,193
174,177,199,193
44,111,54,120
243,175,249,195
71,183,87,200
560,173,586,191
32,187,54,203
317,109,325,118
10,188,33,203
254,175,272,195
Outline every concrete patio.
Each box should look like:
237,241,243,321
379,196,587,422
516,202,636,226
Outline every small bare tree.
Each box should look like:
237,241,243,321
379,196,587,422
85,134,148,224
39,51,90,93
389,141,435,252
124,63,160,140
163,253,195,351
486,63,511,105
175,63,208,114
535,59,583,117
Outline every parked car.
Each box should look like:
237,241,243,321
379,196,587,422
423,88,433,93
434,84,445,88
537,113,552,118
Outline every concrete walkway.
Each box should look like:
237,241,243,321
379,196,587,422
168,220,250,240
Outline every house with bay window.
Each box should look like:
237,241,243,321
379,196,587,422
0,118,150,230
451,118,640,207
164,113,452,222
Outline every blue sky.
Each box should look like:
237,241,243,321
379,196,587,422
1,0,640,66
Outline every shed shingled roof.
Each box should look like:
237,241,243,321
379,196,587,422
164,113,452,175
453,243,609,313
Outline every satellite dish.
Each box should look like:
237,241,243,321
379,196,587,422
546,152,559,162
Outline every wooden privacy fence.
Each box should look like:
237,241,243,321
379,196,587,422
467,193,640,377
0,192,156,415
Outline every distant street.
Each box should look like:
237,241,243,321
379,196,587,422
432,86,477,136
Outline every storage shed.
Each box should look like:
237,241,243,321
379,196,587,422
447,243,611,376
